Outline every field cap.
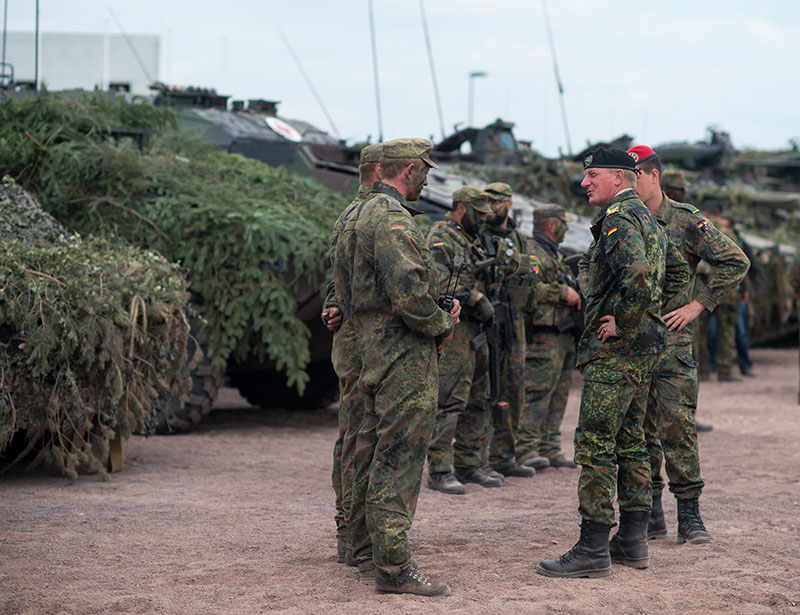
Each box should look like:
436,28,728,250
381,138,438,169
452,186,492,213
484,182,513,201
359,143,383,164
661,169,688,190
534,204,571,223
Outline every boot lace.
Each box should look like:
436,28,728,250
407,569,433,586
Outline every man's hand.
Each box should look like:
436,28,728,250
437,331,453,353
566,286,582,310
597,314,618,341
663,300,706,332
474,295,495,322
322,307,342,332
449,298,461,325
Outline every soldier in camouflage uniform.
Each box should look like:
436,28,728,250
480,182,538,478
518,204,580,470
322,144,382,567
332,138,457,596
538,148,668,578
426,186,505,494
627,145,749,546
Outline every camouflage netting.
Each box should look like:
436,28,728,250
0,179,191,476
0,91,349,393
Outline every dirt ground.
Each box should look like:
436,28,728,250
2,347,800,615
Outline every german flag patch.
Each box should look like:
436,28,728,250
390,223,406,231
431,241,444,247
696,219,710,233
532,264,539,274
607,226,618,236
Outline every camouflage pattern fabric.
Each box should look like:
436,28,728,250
518,231,576,459
427,320,489,472
711,303,739,377
574,188,666,525
644,339,704,500
326,185,372,548
645,193,746,501
575,354,658,525
426,214,490,472
480,219,527,468
332,181,453,581
576,189,667,367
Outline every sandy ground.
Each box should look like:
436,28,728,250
2,346,800,615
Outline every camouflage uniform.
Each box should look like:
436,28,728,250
326,181,373,556
332,174,453,581
519,222,577,462
427,200,492,475
575,189,667,526
477,216,529,469
646,197,748,499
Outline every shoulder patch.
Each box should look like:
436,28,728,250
696,219,710,234
431,240,444,248
606,204,621,215
390,222,407,231
672,200,700,214
607,226,619,236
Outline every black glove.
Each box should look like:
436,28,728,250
473,295,495,322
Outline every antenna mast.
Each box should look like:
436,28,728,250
367,0,383,141
542,0,572,156
419,0,445,140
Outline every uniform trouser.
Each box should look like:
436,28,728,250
713,303,738,377
349,338,439,581
330,325,364,550
643,340,705,501
427,320,489,473
519,331,575,459
575,354,658,526
487,312,525,468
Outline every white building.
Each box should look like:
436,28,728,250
3,31,159,93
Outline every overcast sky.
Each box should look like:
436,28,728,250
6,1,799,157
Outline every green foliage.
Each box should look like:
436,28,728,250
0,91,349,392
0,183,190,475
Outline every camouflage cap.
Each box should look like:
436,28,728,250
484,182,513,201
359,143,382,164
534,204,571,222
661,169,687,190
452,186,492,213
380,138,438,169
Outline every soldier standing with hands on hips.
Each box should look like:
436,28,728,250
538,148,667,579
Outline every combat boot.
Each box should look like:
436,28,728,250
359,557,417,584
548,453,579,469
427,471,466,495
493,462,536,477
336,535,346,563
536,520,612,578
375,565,448,596
648,494,668,540
609,511,650,568
695,420,714,433
518,450,551,470
677,498,713,544
455,466,502,488
483,465,506,483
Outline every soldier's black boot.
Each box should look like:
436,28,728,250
536,520,612,578
648,494,668,540
609,511,650,568
336,535,347,563
677,498,713,544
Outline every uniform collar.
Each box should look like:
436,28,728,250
369,181,422,215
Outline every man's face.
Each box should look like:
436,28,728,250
404,162,430,201
552,217,568,244
580,167,618,206
486,199,512,225
463,205,487,236
634,167,660,204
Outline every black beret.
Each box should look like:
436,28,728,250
583,147,637,172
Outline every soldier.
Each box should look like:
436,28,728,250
480,182,538,478
332,138,459,596
427,186,508,494
537,148,667,578
517,204,580,470
322,143,381,568
661,169,688,203
626,144,749,545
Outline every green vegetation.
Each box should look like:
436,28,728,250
0,91,349,394
0,180,190,475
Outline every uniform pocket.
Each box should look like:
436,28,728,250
582,363,625,385
676,352,697,369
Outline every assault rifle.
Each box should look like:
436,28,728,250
470,232,513,427
556,254,585,339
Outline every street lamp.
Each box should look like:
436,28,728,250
468,70,487,127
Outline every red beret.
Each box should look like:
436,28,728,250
626,145,657,165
